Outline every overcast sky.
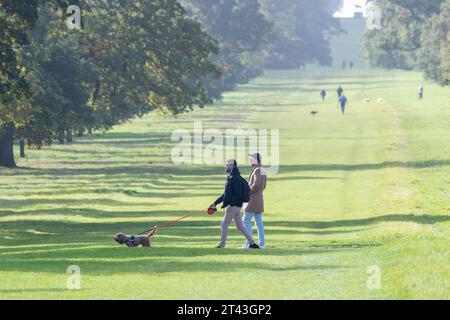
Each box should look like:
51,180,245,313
334,0,368,17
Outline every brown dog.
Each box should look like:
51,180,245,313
113,227,157,247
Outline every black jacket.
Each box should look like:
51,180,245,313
214,166,245,208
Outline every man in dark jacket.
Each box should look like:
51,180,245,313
210,159,259,249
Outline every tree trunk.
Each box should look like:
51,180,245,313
57,129,65,144
66,130,73,143
20,139,25,158
0,124,16,168
76,129,83,137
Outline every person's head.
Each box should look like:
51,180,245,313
249,153,262,166
225,159,237,173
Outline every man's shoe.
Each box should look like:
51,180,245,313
259,245,265,249
239,243,250,249
216,245,223,249
249,243,260,249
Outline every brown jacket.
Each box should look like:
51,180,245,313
244,165,266,213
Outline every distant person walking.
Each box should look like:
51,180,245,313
209,159,259,249
320,89,327,102
342,61,347,69
241,153,267,249
349,61,354,69
337,86,343,97
418,84,424,99
338,93,348,114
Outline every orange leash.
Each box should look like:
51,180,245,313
137,211,204,235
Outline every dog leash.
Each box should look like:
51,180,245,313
137,211,204,235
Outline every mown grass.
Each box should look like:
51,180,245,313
0,68,449,299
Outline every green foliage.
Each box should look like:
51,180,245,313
362,0,449,85
417,0,450,85
0,1,36,126
0,1,75,127
2,0,221,149
260,0,343,69
77,0,221,116
181,0,273,98
2,0,348,164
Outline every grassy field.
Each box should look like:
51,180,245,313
0,68,449,299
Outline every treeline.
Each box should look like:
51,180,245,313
362,0,450,86
180,0,343,97
0,0,343,168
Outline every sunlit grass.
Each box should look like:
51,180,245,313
0,68,449,299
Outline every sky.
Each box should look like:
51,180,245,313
334,0,368,18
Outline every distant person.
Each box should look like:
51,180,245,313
418,84,424,99
337,86,343,97
349,61,354,69
209,159,259,249
342,61,347,69
320,89,327,102
242,153,267,249
338,93,348,114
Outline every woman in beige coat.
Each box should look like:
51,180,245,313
242,153,267,249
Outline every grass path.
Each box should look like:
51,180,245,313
0,68,449,299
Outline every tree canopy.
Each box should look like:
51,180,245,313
0,0,221,166
1,0,345,167
260,0,344,69
362,0,449,85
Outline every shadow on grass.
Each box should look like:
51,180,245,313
265,214,450,229
0,209,213,221
269,175,338,182
2,164,225,177
0,214,447,245
6,160,450,179
0,244,351,274
278,160,450,173
0,213,446,275
0,189,219,210
0,289,75,293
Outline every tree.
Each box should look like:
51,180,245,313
0,0,75,166
180,0,273,98
1,0,221,167
260,0,344,69
362,0,449,85
417,0,450,85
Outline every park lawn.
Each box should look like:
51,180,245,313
0,68,449,299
